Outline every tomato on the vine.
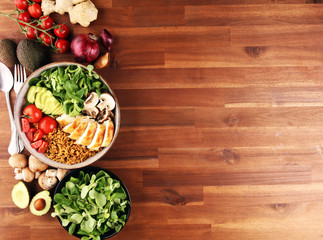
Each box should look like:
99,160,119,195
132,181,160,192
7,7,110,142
39,16,55,30
28,3,42,19
55,39,70,54
53,24,69,38
26,24,39,39
16,11,31,27
39,32,55,46
38,116,57,134
14,0,28,10
23,104,42,123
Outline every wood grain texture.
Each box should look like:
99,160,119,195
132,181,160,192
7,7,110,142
1,1,323,240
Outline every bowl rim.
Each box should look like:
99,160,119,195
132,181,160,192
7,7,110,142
53,166,131,239
14,62,121,169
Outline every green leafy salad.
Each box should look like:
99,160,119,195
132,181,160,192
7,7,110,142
52,170,130,240
28,65,109,117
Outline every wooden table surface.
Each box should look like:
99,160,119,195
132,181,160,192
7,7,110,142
1,0,323,239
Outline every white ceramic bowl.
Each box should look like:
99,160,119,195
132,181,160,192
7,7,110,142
14,62,120,169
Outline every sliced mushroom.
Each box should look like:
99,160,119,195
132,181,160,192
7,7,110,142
97,93,115,111
38,172,57,190
84,92,99,108
82,106,100,119
96,108,113,124
15,167,35,183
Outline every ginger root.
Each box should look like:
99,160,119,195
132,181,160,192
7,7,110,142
41,0,98,27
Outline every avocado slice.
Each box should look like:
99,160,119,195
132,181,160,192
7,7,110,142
27,86,37,103
11,181,30,209
35,88,47,109
30,190,52,216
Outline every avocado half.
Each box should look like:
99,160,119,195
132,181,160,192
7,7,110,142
30,190,52,216
11,181,30,209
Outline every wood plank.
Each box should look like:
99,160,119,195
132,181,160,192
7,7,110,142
158,146,323,168
113,0,305,7
185,4,323,26
115,126,323,149
143,166,312,187
107,67,323,89
165,46,323,68
95,6,185,27
232,25,323,46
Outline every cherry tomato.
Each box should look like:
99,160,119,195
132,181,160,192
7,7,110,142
39,16,54,30
39,32,55,46
37,140,48,153
21,118,30,132
55,39,70,54
28,3,42,19
31,139,44,149
26,24,39,39
38,116,57,134
32,0,42,2
23,104,42,123
16,11,31,27
14,0,28,10
53,24,69,38
33,129,44,141
26,131,34,142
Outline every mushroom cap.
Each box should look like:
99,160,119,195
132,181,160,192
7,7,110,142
38,172,57,190
57,169,70,181
22,167,35,183
8,154,27,169
29,155,49,173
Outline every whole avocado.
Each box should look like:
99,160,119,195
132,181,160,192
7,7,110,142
0,39,18,67
17,39,48,72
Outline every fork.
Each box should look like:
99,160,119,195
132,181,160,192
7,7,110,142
12,64,26,153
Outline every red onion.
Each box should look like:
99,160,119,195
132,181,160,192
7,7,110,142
100,29,113,52
70,33,100,63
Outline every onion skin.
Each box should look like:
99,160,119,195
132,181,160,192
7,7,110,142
100,29,113,52
70,33,100,63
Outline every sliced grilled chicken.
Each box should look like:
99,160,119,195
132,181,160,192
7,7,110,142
75,120,97,146
87,123,106,150
101,119,114,147
69,117,90,140
62,116,84,134
56,113,75,127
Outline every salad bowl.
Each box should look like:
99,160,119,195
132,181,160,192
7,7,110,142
14,62,120,169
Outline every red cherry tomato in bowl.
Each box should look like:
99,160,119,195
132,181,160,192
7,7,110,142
54,24,69,38
39,16,54,30
38,116,57,134
28,3,42,19
23,104,42,123
14,0,28,10
55,39,70,53
37,140,48,153
21,118,30,132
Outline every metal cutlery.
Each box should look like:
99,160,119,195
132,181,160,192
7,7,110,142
13,64,26,153
0,62,20,155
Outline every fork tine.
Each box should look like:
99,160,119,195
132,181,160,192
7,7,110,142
14,64,17,83
23,66,26,82
20,65,23,83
